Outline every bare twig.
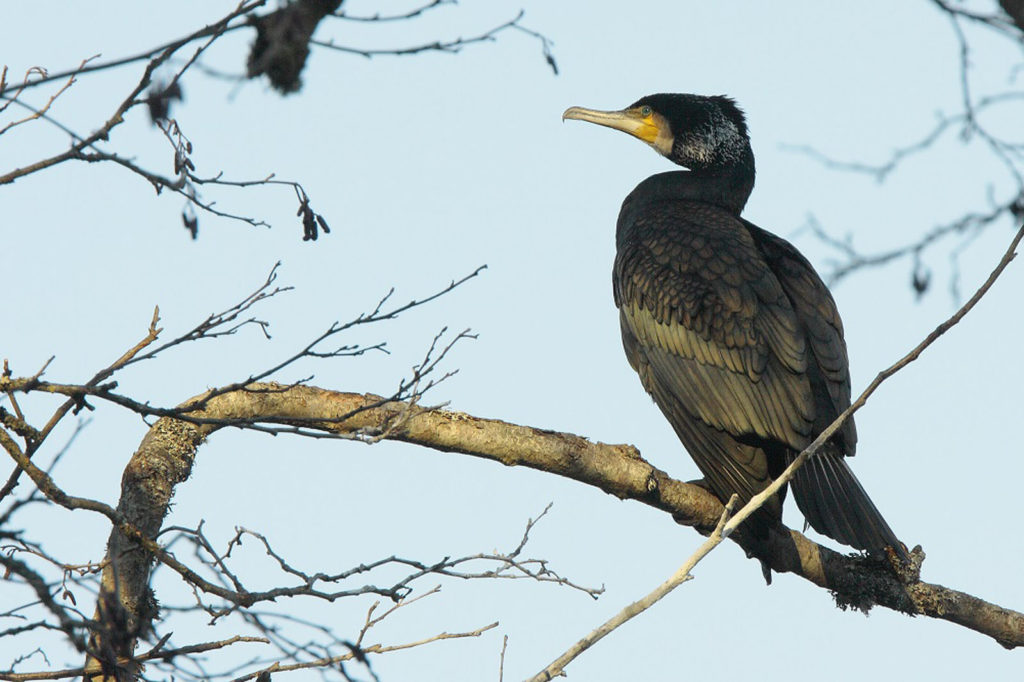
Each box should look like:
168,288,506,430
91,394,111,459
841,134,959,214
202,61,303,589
498,634,509,682
312,9,558,75
333,0,451,23
527,494,739,682
0,307,162,503
786,2,1024,291
232,620,497,682
0,1,262,187
0,636,268,682
0,3,265,97
0,59,91,136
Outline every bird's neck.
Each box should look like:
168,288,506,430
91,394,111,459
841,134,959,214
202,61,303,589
634,162,755,216
692,162,755,214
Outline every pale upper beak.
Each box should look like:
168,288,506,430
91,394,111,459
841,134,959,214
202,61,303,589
562,105,672,155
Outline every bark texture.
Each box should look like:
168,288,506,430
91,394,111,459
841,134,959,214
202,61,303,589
87,384,1024,677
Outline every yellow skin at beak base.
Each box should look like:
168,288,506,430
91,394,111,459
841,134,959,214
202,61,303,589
562,106,661,144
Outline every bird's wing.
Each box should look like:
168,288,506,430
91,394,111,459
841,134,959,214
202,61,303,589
737,223,902,555
614,202,819,453
743,220,857,453
620,312,783,518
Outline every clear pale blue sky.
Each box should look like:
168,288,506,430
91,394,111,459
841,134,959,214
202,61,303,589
3,1,1023,680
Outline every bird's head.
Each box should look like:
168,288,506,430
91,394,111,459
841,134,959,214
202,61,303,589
563,93,752,172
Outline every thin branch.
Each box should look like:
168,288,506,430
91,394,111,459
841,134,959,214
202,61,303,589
498,634,509,682
0,553,89,653
146,504,599,630
0,2,265,97
784,4,1024,291
312,9,558,75
799,199,1019,289
333,0,452,23
0,308,161,503
0,1,262,187
0,636,268,682
231,621,497,682
931,0,1023,38
0,59,90,136
527,494,739,682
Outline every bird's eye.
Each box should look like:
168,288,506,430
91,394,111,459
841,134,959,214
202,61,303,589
640,105,652,117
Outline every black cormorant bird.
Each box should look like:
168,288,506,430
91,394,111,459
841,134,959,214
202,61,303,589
563,94,906,561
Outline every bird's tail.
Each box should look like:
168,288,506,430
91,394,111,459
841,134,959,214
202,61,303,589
789,450,909,562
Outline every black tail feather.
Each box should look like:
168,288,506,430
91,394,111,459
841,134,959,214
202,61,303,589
791,450,909,562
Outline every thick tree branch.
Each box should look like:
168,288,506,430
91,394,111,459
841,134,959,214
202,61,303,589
87,384,1020,665
78,225,1023,674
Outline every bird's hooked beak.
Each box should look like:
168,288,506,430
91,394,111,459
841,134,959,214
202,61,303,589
562,105,674,156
